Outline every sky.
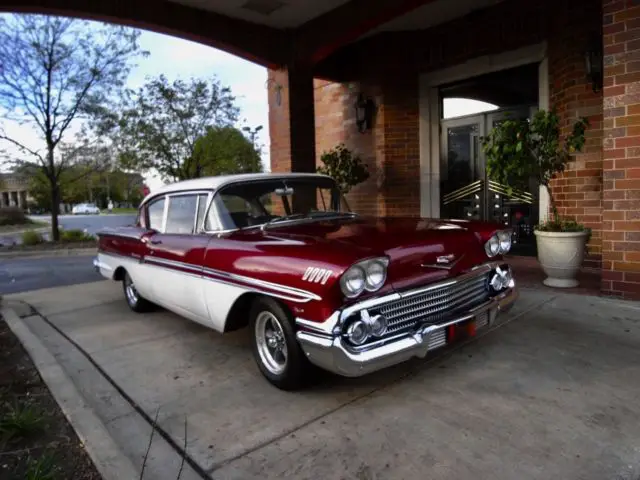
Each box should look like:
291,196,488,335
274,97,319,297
0,16,497,192
0,21,270,191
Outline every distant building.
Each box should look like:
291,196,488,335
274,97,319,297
0,173,33,209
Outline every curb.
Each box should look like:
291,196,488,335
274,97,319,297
0,247,97,259
1,306,139,480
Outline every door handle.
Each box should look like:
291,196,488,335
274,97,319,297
149,239,162,245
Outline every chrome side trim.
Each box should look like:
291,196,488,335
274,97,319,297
296,285,518,378
97,251,321,304
202,266,322,302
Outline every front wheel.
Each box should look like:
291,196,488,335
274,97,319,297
249,297,313,390
122,271,153,313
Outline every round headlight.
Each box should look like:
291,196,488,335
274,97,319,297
365,260,387,291
485,235,500,257
369,314,388,337
498,230,512,253
346,320,369,345
340,265,366,298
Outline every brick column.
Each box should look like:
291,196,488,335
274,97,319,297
268,65,316,174
602,0,640,299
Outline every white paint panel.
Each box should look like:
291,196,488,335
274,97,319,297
201,280,251,332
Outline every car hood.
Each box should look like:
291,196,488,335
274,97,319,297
233,216,498,294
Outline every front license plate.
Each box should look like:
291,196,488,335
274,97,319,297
475,311,489,329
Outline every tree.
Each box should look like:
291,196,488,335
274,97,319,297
317,144,369,194
481,108,589,230
114,74,240,182
0,14,146,240
190,126,263,176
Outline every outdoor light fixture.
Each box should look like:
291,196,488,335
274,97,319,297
585,33,603,93
354,93,375,133
265,77,283,106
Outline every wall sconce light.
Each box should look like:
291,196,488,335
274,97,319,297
585,33,603,93
265,77,284,106
354,93,376,133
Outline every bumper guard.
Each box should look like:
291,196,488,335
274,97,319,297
296,286,518,377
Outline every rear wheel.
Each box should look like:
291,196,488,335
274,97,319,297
249,297,312,390
122,271,153,313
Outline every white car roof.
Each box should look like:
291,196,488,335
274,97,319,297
141,172,335,205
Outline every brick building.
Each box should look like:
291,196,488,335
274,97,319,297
4,0,639,298
266,0,640,299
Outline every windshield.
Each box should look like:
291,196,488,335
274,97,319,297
206,177,353,231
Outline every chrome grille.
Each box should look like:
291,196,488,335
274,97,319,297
374,272,491,335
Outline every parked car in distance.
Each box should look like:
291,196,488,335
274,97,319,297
93,173,518,390
72,203,100,215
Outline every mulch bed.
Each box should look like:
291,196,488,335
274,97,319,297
0,315,102,480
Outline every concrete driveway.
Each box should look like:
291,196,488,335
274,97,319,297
4,282,640,480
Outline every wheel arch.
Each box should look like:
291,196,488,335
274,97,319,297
113,265,126,281
223,292,294,333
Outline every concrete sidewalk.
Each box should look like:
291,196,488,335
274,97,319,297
3,282,640,480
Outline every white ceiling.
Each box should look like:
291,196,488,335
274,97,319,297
368,0,505,35
168,0,505,34
169,0,351,28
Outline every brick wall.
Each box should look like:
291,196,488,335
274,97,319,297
313,79,385,216
268,0,613,277
601,0,640,299
548,0,604,270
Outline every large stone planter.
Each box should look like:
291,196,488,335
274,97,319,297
534,230,590,288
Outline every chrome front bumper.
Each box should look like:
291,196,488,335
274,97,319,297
296,286,518,378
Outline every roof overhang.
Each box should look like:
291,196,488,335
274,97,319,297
0,0,505,70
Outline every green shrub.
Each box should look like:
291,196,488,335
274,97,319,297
0,400,46,443
22,230,44,246
60,229,95,243
0,207,28,226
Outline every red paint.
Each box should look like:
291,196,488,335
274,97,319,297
98,215,504,323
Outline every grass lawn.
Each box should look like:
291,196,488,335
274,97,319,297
106,207,137,214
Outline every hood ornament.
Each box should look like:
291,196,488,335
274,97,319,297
421,253,462,270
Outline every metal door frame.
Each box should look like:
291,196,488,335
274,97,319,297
440,105,536,223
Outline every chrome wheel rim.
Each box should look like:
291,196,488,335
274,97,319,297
255,311,288,375
125,275,139,306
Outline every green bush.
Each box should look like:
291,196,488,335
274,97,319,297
0,207,28,226
22,230,44,246
60,229,95,243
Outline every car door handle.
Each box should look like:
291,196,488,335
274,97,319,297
149,239,162,245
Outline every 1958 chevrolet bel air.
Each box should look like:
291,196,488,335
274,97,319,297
93,172,517,390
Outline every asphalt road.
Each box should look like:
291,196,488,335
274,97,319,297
0,255,105,295
31,213,137,236
1,215,132,295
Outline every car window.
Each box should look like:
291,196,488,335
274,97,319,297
147,197,166,231
195,194,208,232
165,194,198,234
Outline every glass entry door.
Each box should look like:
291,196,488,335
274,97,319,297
440,107,538,255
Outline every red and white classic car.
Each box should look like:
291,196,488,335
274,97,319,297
93,173,517,390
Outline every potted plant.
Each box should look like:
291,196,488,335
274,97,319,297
481,109,590,288
317,144,369,194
